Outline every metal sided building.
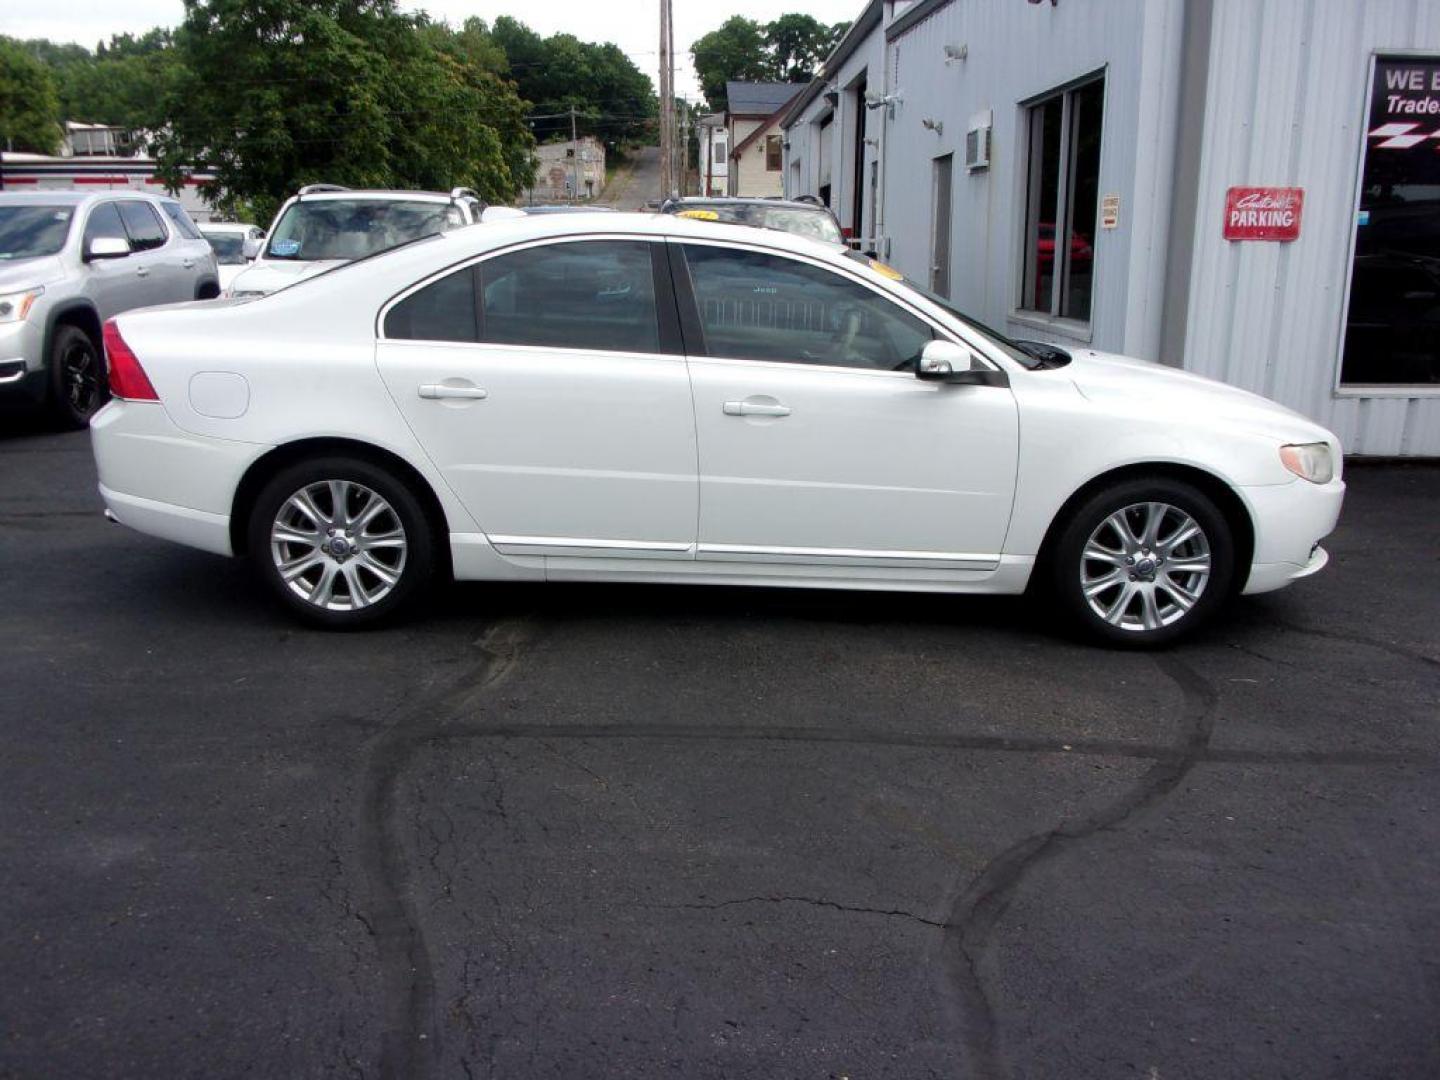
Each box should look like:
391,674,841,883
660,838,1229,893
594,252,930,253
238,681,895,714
780,0,1440,456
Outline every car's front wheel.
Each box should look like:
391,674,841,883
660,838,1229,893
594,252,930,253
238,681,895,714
248,457,436,628
1051,477,1236,646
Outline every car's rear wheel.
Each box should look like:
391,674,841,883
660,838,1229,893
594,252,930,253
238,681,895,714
49,324,108,429
1051,477,1236,646
248,457,436,628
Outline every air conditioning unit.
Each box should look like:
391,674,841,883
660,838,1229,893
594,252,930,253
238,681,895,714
965,109,992,172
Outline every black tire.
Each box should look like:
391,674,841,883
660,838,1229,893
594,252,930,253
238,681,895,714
247,456,437,629
1049,476,1236,647
48,324,108,429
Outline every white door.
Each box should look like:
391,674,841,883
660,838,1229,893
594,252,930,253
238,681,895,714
677,241,1019,568
376,238,698,559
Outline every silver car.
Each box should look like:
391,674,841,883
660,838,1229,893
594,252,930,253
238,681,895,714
0,190,219,428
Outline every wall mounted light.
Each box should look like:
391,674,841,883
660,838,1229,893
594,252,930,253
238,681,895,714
921,117,943,136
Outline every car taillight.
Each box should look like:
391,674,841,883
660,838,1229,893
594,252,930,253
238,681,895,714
103,320,159,401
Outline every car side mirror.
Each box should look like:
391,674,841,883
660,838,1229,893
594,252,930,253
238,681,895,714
85,236,131,261
915,339,1008,386
242,237,263,261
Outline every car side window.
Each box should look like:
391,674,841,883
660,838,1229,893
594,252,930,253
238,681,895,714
118,203,168,251
160,201,204,240
384,266,478,343
681,244,933,371
479,240,659,354
83,203,127,246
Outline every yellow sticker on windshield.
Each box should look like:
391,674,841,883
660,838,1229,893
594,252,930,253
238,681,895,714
676,209,720,221
867,258,904,280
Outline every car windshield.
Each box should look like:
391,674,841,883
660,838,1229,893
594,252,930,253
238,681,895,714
683,202,844,245
265,198,463,262
0,205,75,261
844,251,1044,370
202,232,247,264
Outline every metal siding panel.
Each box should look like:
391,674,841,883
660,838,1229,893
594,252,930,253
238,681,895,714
1185,0,1440,455
874,0,1156,350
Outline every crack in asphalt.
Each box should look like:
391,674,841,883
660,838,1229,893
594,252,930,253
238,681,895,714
356,618,535,1080
653,894,951,928
938,653,1220,1080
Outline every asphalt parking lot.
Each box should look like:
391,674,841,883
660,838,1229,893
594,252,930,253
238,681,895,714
2,419,1437,1080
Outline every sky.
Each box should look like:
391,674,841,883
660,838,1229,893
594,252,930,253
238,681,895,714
5,0,863,100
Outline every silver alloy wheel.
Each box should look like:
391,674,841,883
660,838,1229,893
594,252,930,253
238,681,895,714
269,480,408,611
1080,501,1212,633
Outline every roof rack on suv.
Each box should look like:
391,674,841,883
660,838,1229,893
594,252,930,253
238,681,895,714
449,187,483,203
297,184,350,196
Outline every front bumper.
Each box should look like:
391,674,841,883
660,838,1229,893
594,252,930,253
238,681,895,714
91,399,267,556
0,318,47,403
1240,476,1345,595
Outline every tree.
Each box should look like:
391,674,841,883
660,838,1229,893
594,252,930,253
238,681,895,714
0,37,61,153
764,14,833,83
490,16,657,149
152,0,535,223
691,15,851,112
690,16,769,113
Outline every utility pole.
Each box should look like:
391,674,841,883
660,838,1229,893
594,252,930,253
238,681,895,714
569,105,580,204
658,0,674,200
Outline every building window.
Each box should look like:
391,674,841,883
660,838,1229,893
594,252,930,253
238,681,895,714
766,134,783,172
1340,55,1440,387
714,140,726,166
1020,76,1104,322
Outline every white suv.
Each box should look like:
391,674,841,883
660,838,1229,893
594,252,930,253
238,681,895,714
0,190,218,427
226,185,487,298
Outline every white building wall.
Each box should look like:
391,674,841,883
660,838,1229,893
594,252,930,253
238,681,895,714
1181,0,1440,456
879,0,1177,355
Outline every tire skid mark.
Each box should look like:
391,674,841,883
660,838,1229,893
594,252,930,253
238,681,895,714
356,618,535,1080
424,720,1424,768
937,654,1219,1080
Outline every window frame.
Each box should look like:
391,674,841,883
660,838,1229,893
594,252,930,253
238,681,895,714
668,237,1004,381
1333,50,1440,398
765,134,783,172
1014,70,1106,331
376,235,684,357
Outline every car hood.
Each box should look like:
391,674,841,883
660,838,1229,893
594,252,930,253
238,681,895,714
227,257,347,295
0,256,66,290
1064,349,1336,444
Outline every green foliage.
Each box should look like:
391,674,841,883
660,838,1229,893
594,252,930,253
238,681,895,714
0,38,62,153
691,13,852,111
147,0,535,218
691,17,769,113
490,16,657,149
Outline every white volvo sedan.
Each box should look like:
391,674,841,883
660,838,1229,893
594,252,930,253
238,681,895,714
90,213,1343,644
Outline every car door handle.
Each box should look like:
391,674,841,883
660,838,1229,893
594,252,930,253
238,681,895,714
135,267,150,277
419,383,488,400
723,400,791,417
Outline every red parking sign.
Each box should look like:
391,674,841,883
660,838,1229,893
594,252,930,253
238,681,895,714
1224,187,1304,241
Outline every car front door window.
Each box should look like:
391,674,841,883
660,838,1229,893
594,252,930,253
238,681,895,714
681,244,932,371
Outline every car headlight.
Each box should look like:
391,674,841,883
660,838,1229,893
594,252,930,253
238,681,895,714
0,286,44,324
1279,442,1334,484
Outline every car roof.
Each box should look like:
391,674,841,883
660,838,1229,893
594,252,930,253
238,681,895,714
290,190,460,203
0,189,172,207
419,209,848,262
671,196,830,212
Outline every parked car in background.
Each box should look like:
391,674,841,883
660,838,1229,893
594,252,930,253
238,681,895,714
199,222,265,293
225,185,488,298
660,196,844,245
0,190,218,427
92,212,1342,644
